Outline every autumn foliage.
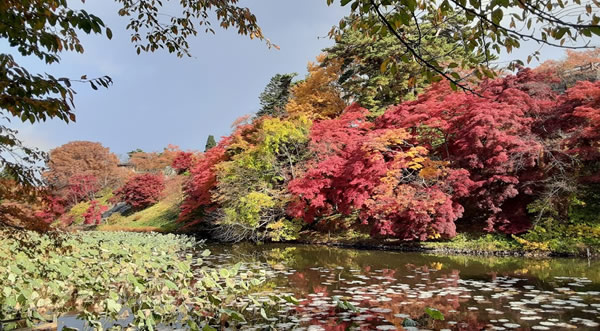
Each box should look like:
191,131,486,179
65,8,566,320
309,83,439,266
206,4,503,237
114,173,165,210
82,200,109,225
17,50,599,241
43,141,129,201
128,144,180,173
172,58,600,241
171,151,195,174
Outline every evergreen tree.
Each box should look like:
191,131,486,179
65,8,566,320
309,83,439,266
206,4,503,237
205,135,217,152
256,73,297,117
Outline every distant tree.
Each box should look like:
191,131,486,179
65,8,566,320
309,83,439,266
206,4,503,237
256,73,297,117
44,141,124,199
1,0,269,186
127,149,144,158
205,135,217,152
536,49,600,88
66,174,101,205
82,200,108,225
128,145,179,173
286,55,347,119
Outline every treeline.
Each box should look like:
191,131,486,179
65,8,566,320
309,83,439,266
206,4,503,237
2,42,599,246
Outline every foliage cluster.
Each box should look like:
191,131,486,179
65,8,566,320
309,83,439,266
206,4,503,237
181,116,312,241
177,50,600,244
114,173,165,210
0,230,265,330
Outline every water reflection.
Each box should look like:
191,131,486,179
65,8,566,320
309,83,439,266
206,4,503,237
205,243,600,330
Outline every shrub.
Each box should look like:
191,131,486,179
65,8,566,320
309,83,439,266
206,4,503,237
172,151,195,174
115,173,165,210
82,200,108,225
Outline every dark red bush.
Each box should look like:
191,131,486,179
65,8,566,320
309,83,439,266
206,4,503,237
83,200,108,225
114,173,165,210
172,151,195,174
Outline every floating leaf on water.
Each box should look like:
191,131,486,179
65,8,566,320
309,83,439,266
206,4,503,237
424,307,444,321
402,318,418,327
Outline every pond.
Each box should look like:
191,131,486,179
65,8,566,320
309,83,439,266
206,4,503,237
201,243,600,331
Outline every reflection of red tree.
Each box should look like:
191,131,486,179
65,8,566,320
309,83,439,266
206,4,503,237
313,285,329,295
290,264,495,330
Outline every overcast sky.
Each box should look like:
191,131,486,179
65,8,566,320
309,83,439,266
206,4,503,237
1,0,593,159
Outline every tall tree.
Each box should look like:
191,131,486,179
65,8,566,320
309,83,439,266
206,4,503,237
323,14,486,112
43,141,125,200
329,0,600,92
286,55,347,119
256,73,297,117
205,135,217,152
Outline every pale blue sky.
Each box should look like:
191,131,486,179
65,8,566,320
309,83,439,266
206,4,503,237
2,1,595,159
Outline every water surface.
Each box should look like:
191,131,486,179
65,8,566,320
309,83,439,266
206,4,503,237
203,243,600,330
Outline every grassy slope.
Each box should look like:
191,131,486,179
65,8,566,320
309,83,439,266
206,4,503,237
97,200,181,233
96,175,184,233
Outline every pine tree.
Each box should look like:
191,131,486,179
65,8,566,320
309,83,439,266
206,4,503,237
205,135,217,152
256,73,297,117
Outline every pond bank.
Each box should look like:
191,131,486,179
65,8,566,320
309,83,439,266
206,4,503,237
294,231,600,259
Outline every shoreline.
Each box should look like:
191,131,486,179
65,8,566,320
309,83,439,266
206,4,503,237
291,233,599,259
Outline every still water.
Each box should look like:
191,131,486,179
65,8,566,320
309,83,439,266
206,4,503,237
203,243,600,331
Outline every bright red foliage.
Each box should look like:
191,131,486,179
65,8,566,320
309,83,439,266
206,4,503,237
114,173,165,210
66,174,100,204
171,151,195,174
83,200,108,225
179,66,600,240
288,106,470,240
563,81,600,162
179,138,231,224
288,69,594,238
34,195,66,224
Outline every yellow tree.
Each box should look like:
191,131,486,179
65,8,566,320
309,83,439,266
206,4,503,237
286,54,347,119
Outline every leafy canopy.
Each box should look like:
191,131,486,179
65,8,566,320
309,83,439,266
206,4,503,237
328,0,600,92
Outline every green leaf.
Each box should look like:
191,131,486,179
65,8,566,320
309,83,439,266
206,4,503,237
221,309,246,322
380,58,391,73
491,8,504,24
164,279,179,290
219,268,230,278
425,307,445,320
201,249,211,257
282,295,300,305
260,307,269,320
106,298,122,313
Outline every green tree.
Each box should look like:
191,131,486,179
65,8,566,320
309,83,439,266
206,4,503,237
323,14,486,112
213,116,311,242
256,73,297,117
328,0,600,92
205,135,217,152
1,0,267,185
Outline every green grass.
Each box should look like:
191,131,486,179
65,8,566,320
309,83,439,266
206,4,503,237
98,200,181,233
422,233,522,252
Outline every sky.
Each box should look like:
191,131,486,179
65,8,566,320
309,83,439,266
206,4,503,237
1,0,594,160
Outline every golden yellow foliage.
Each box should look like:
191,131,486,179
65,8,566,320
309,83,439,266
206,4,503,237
286,54,346,119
